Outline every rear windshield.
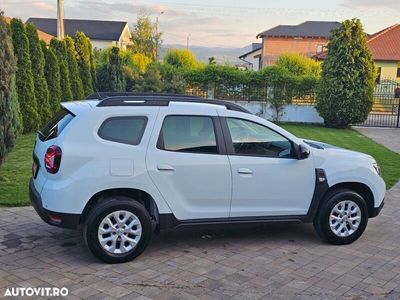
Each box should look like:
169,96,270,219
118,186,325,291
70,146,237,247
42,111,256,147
38,109,74,141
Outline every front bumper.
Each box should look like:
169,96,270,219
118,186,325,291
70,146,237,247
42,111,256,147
29,178,80,229
370,198,384,218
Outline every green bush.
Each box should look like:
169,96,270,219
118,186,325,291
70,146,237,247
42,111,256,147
165,48,202,69
316,19,375,128
0,13,21,164
10,18,40,132
41,41,61,113
64,36,85,99
275,53,321,77
74,32,94,96
50,38,73,101
26,23,52,125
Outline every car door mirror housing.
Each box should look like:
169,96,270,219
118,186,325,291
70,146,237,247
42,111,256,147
297,144,310,160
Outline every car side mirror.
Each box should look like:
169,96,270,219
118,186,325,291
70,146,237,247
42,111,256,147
297,144,310,160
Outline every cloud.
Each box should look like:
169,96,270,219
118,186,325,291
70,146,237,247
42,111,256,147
340,0,400,10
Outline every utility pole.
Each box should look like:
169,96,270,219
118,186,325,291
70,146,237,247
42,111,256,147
155,11,164,60
186,34,190,50
57,0,65,39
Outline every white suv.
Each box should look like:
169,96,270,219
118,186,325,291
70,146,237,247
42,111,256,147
30,93,385,263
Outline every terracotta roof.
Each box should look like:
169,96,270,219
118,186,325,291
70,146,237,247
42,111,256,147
367,24,400,61
5,16,54,44
313,24,400,62
37,30,54,44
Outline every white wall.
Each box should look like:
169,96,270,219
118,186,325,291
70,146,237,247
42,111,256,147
92,40,117,50
240,49,262,71
233,101,324,123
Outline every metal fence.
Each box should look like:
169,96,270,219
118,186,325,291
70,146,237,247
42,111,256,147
357,79,400,128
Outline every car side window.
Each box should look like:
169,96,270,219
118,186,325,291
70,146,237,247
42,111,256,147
159,116,218,154
98,116,147,145
227,118,293,158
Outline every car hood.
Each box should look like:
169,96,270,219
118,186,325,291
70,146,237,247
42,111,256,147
304,139,375,161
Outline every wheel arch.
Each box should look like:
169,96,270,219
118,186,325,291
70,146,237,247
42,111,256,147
324,182,375,218
80,188,160,226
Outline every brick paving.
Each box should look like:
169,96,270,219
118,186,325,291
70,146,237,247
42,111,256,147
0,181,399,299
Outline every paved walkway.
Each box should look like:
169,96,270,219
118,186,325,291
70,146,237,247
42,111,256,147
1,128,399,299
0,182,400,299
355,127,400,153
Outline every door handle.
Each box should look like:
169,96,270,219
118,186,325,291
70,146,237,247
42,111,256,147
157,164,175,171
238,168,253,174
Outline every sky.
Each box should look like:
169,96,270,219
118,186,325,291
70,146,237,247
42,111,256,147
2,0,399,48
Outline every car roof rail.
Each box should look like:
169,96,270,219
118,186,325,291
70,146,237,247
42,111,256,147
91,92,250,114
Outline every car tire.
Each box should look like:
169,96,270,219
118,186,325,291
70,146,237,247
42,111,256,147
313,189,368,245
83,196,152,263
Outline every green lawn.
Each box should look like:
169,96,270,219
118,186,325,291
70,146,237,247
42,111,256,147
0,125,399,206
280,123,400,188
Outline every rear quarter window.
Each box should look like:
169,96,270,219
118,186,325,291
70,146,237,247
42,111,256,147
98,116,147,145
39,109,74,141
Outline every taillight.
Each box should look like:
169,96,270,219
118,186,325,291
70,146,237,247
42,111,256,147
44,146,62,174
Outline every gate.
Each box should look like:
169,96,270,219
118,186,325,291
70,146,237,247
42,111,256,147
359,79,400,128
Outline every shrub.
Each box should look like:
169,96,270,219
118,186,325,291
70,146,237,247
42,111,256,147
10,18,40,132
74,32,94,96
64,36,84,99
50,38,73,101
164,48,202,69
26,23,52,125
41,40,61,113
316,19,375,128
0,13,21,164
275,53,321,77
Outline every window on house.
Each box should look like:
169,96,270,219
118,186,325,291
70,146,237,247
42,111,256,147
397,67,400,78
316,45,324,53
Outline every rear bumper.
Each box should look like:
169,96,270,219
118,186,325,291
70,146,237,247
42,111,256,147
370,198,384,218
29,178,80,229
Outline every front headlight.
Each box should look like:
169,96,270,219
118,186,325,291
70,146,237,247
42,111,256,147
373,162,381,176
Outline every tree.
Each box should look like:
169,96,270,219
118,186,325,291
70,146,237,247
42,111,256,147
165,48,201,69
0,12,21,164
74,32,94,96
25,23,52,125
316,19,375,128
10,18,40,132
129,14,161,61
108,47,126,91
41,40,61,113
50,38,73,101
64,36,84,99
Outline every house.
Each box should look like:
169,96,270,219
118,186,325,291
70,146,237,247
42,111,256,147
256,21,341,67
26,18,132,49
368,24,400,82
4,16,53,44
238,43,262,71
314,24,400,82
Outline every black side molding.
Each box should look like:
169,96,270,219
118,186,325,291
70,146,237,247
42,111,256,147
158,168,329,230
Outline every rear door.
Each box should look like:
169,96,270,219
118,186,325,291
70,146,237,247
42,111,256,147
146,105,232,220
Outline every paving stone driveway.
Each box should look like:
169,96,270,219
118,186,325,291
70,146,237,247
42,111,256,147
0,181,400,299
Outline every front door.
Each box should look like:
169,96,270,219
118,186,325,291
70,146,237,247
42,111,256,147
223,117,315,217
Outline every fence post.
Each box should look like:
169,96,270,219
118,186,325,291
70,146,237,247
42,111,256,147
207,84,215,99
